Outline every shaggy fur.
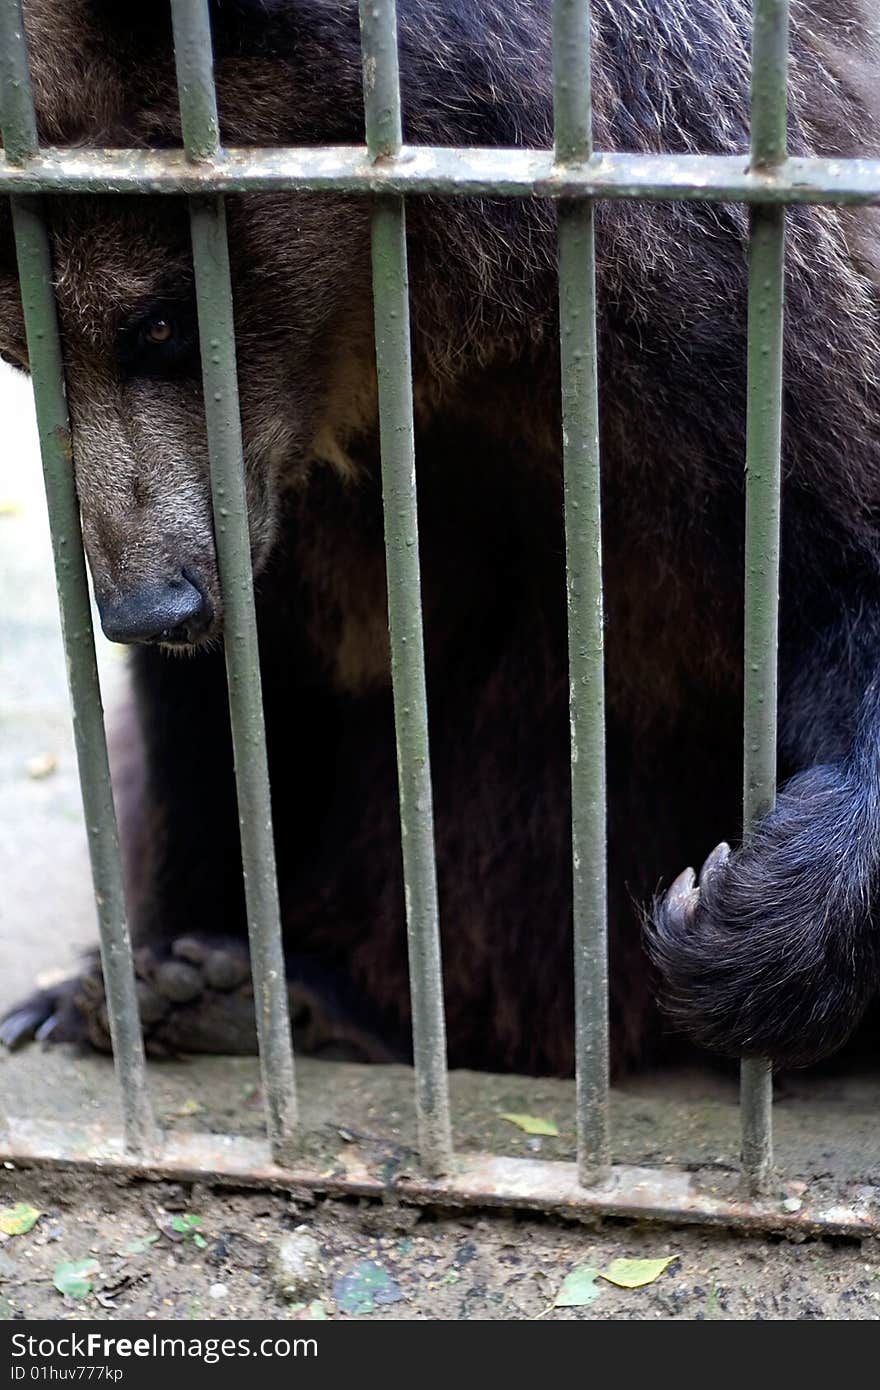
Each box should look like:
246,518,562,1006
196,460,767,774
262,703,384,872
2,0,880,1072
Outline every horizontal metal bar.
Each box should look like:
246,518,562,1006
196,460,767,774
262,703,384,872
3,1117,878,1238
1,146,879,204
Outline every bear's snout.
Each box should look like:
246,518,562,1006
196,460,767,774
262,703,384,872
97,572,213,648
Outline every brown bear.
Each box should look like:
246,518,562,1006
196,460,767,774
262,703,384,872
2,0,880,1076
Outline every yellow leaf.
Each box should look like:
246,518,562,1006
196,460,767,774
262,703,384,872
599,1256,678,1289
499,1113,559,1137
0,1204,41,1237
170,1098,204,1117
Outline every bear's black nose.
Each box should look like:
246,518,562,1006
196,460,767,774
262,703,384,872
98,574,212,646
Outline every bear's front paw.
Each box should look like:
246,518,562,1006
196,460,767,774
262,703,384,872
1,935,401,1062
648,770,880,1066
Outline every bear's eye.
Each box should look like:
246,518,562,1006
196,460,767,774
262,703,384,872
117,301,199,378
145,318,174,346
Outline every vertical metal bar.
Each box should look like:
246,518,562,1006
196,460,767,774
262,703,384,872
0,0,157,1154
358,0,453,1176
169,0,298,1163
741,0,789,1195
553,0,610,1184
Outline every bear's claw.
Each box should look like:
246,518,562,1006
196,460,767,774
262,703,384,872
659,842,731,935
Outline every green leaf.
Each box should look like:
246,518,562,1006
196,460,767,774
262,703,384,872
499,1113,560,1137
169,1213,205,1241
53,1258,100,1299
599,1256,678,1289
553,1266,602,1308
0,1204,40,1237
333,1260,403,1316
193,1234,207,1250
122,1234,160,1256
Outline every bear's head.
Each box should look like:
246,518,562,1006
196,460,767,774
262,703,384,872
0,0,379,648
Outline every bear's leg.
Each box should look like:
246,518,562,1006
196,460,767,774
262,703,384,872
649,590,880,1067
0,642,399,1062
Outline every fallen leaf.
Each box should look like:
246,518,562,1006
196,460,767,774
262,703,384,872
599,1256,678,1289
53,1258,100,1299
26,753,58,780
120,1234,160,1256
169,1098,204,1118
161,1213,205,1244
499,1113,560,1137
0,1204,40,1237
553,1265,602,1308
333,1260,403,1316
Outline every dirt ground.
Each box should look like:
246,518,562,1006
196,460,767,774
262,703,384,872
2,1169,880,1321
2,362,880,1322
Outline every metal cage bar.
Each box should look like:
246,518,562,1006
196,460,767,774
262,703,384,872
0,0,157,1155
357,0,453,1176
1,147,879,204
552,0,610,1185
0,0,870,1220
740,0,790,1194
169,0,298,1163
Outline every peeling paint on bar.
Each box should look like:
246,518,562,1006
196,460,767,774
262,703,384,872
740,0,790,1196
169,0,299,1165
553,0,611,1186
0,0,157,1156
0,147,879,203
358,0,453,1177
4,1118,880,1240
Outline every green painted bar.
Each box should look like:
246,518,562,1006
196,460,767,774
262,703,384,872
10,202,158,1157
358,0,453,1175
741,0,790,1195
169,0,298,1162
0,0,157,1155
0,0,37,163
1,146,879,204
553,0,610,1184
169,0,220,161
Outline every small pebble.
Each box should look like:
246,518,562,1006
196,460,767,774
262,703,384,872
209,1283,228,1300
269,1228,325,1303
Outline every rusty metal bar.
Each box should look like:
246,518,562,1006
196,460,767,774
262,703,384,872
3,1117,878,1239
740,0,790,1195
1,146,879,203
0,0,157,1155
358,0,453,1177
168,0,298,1165
553,0,610,1185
